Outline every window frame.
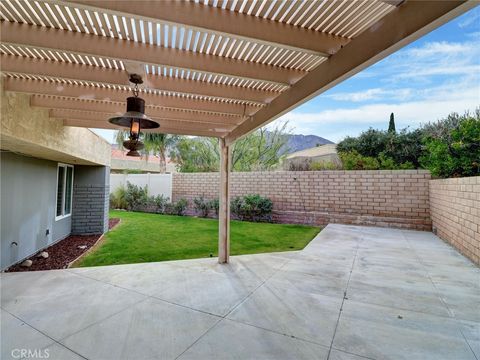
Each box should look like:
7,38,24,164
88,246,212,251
55,163,74,221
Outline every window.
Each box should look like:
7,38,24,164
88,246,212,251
56,164,74,220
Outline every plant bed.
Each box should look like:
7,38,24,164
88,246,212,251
5,218,120,272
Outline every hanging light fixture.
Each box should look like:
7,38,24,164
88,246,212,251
108,74,160,156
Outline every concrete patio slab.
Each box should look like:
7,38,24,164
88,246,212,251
1,224,478,360
177,319,329,360
61,297,219,360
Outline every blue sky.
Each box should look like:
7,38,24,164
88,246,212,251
272,6,480,142
93,7,480,144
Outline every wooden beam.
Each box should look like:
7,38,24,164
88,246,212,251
63,119,222,137
218,137,231,264
225,0,476,144
50,108,235,132
1,22,304,86
67,0,350,56
30,95,242,125
0,55,279,104
4,77,261,116
380,0,405,6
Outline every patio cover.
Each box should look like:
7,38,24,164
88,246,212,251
0,0,476,262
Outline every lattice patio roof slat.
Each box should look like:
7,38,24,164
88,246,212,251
0,0,474,139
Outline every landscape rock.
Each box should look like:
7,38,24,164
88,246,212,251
37,251,49,259
21,259,33,267
77,245,88,250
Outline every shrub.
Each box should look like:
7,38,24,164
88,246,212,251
310,160,343,171
337,127,423,169
193,197,212,217
286,158,312,171
209,199,220,216
166,198,188,216
339,151,380,170
124,182,149,210
110,186,127,209
230,194,273,222
421,111,480,178
153,194,169,213
286,158,343,171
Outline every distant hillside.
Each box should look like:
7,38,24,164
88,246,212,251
284,134,334,153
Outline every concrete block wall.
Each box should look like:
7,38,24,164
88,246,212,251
72,166,110,235
430,176,480,265
173,170,432,230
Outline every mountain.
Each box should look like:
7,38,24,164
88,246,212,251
284,134,334,154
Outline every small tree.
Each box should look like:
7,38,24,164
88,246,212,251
170,122,290,172
388,112,396,133
115,130,177,174
420,109,480,178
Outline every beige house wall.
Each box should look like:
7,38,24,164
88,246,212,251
1,88,110,166
430,176,480,265
111,158,176,173
173,170,431,230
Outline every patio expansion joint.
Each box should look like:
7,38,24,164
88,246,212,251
174,256,298,359
1,306,89,360
67,258,324,357
66,267,225,319
326,234,362,360
401,231,456,317
461,328,480,360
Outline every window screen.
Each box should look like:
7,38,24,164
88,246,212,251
56,164,73,219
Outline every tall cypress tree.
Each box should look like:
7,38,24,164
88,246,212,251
388,112,396,133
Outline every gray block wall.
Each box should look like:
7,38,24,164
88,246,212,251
0,152,71,270
72,165,110,235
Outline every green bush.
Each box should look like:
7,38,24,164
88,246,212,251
337,127,423,169
209,199,220,216
230,194,273,222
421,111,480,178
310,160,343,171
339,151,415,170
124,182,149,210
193,197,211,217
165,198,188,216
286,158,342,171
153,194,169,213
110,186,127,209
339,151,380,170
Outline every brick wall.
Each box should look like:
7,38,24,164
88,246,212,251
173,170,431,230
430,176,479,265
72,184,109,235
71,166,109,235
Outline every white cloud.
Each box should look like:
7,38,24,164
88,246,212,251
327,88,384,102
458,9,480,28
326,88,414,103
407,41,473,57
275,85,479,142
357,38,480,84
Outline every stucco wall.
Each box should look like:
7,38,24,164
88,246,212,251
173,170,431,230
1,89,110,166
0,152,71,269
430,176,480,265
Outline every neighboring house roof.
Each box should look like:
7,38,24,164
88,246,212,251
110,147,176,173
286,144,338,160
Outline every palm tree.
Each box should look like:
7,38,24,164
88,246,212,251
115,130,177,173
143,133,178,173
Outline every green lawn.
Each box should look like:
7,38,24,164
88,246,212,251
76,210,320,267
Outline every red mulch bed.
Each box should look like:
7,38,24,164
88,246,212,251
5,218,120,272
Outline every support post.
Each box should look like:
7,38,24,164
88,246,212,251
218,138,231,264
